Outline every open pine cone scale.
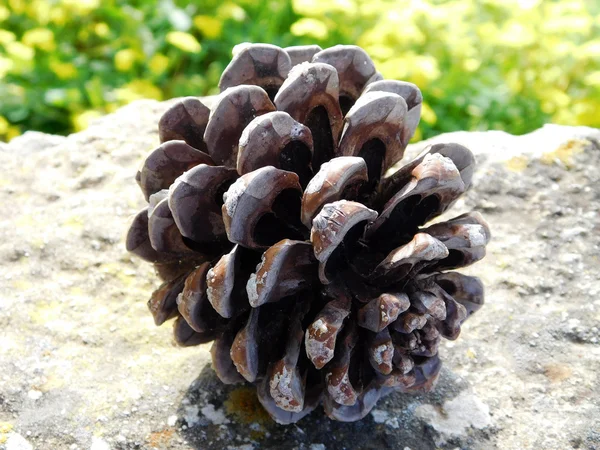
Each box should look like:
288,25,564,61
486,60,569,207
126,43,490,424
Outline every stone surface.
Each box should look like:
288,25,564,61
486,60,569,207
0,98,599,450
415,391,491,442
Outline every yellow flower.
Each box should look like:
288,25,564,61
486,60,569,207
5,42,34,61
0,57,13,77
379,54,440,88
463,58,480,73
26,0,52,25
572,100,600,126
505,70,523,94
6,126,20,141
8,0,25,14
115,79,163,103
480,18,501,36
0,6,9,22
515,0,541,9
292,0,357,17
105,103,119,113
193,15,222,39
584,71,600,87
49,6,67,26
22,28,56,52
576,39,600,60
542,13,592,35
0,116,9,135
498,22,535,48
412,126,423,142
418,56,441,80
166,31,202,53
50,61,78,80
72,110,103,132
290,18,329,40
420,102,437,125
114,49,137,72
0,30,16,45
377,57,409,81
62,0,100,15
411,55,441,87
217,3,246,21
361,45,394,61
94,22,110,38
539,88,570,114
149,53,169,75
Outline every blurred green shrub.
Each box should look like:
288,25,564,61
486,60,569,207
0,0,598,142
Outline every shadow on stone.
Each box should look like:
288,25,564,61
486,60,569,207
177,363,469,450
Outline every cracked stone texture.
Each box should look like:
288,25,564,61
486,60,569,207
0,98,599,450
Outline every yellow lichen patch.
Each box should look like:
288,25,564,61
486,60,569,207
540,138,588,168
29,237,46,249
69,286,84,296
62,215,85,232
99,262,136,287
224,386,272,433
30,300,63,324
505,155,529,172
496,258,510,270
11,278,31,291
0,422,13,443
148,428,175,448
544,363,572,383
15,214,36,228
39,371,66,391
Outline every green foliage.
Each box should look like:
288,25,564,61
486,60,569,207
0,0,599,142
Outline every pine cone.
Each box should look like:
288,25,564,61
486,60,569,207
126,43,490,424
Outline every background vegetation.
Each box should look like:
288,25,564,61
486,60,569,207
0,0,599,142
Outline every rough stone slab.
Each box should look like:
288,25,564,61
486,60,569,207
0,98,599,450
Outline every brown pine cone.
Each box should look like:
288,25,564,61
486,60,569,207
126,43,490,424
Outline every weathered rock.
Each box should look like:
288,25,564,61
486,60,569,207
0,99,598,450
415,391,491,444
